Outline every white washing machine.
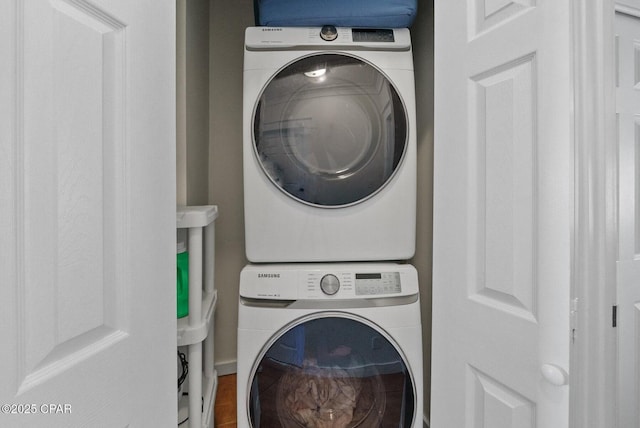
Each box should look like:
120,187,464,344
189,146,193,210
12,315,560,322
243,27,417,262
237,263,423,427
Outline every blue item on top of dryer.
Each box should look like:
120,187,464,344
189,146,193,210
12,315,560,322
255,0,417,28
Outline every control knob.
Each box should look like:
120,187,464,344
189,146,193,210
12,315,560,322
320,274,340,295
320,25,338,42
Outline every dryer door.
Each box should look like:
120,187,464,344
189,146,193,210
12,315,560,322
247,315,416,427
253,54,408,207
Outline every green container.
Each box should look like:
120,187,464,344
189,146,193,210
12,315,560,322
176,241,189,318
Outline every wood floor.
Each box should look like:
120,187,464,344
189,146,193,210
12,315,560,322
214,374,237,428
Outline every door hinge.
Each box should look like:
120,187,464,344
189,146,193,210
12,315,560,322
570,298,579,344
615,35,620,88
613,305,618,328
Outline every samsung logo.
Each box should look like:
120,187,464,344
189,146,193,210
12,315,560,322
262,28,282,32
258,273,280,278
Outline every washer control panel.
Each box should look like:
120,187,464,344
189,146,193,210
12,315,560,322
304,271,401,298
354,272,401,296
239,264,417,300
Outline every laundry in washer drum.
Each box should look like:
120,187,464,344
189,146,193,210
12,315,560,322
249,318,413,427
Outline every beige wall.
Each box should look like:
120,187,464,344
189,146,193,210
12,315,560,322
177,0,211,205
410,0,435,418
208,0,253,374
205,0,434,419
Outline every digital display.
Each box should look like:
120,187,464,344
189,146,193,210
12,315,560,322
355,273,382,280
355,272,401,295
352,29,395,43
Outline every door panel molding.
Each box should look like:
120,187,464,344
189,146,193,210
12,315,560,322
468,0,536,40
468,52,538,323
14,0,132,395
467,365,536,428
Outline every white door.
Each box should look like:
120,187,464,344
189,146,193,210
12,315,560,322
615,9,640,428
0,1,176,427
432,1,572,427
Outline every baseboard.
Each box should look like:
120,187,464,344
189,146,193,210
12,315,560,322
214,360,237,376
423,414,430,428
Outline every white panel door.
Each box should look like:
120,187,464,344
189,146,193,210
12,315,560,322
0,0,176,427
615,10,640,428
432,1,572,427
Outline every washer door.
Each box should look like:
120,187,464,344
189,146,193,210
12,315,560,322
253,54,408,207
247,315,416,427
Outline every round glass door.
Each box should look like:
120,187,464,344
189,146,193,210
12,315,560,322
247,315,416,427
253,54,408,207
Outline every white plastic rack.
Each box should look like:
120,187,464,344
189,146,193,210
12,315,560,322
176,205,218,428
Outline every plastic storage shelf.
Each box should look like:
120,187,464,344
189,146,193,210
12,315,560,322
177,205,219,428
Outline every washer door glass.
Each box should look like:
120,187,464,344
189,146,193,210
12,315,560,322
247,316,416,427
253,54,408,207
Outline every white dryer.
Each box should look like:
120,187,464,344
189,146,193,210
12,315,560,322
237,263,423,427
243,27,417,262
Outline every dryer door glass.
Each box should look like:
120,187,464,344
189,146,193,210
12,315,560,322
247,316,416,427
253,54,408,207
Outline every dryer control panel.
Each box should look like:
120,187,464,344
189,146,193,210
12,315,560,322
245,26,411,51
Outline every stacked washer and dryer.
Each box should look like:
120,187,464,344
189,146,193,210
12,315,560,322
238,20,422,428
